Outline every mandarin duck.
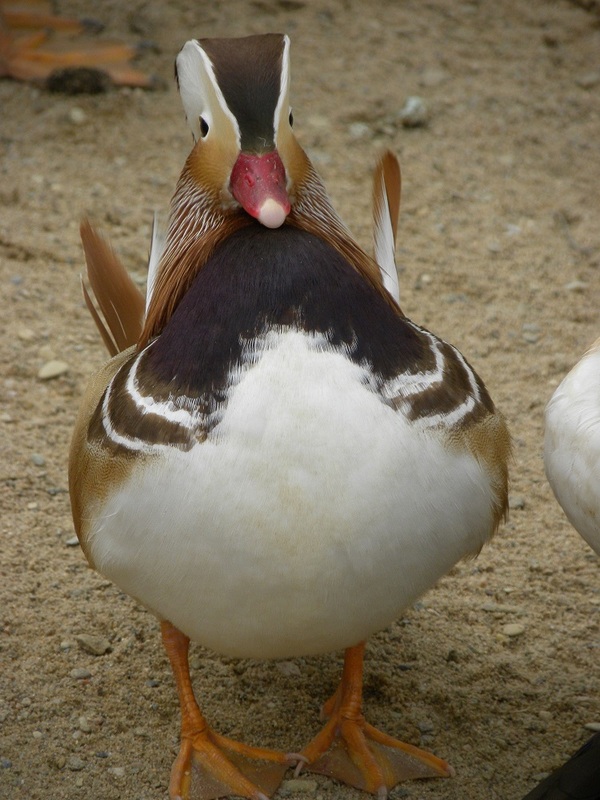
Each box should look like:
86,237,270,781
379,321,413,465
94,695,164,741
545,335,600,558
69,33,510,800
540,341,600,800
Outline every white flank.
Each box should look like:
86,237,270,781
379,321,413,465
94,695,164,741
90,329,498,660
544,339,600,556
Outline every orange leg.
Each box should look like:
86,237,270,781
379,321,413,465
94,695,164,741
298,642,453,798
161,621,298,800
0,3,155,87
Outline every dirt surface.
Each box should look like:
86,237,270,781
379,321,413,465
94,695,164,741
1,2,600,799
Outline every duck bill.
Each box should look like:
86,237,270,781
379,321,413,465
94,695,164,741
230,151,291,229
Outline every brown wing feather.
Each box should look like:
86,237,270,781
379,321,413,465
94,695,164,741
377,150,401,244
80,219,145,353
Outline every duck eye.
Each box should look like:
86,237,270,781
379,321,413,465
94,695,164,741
199,117,209,138
288,109,294,127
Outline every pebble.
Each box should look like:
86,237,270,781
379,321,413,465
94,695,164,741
108,766,125,778
487,240,502,253
509,495,526,510
280,778,318,795
66,756,85,771
75,634,111,656
276,660,302,677
576,71,600,89
30,453,46,467
32,730,43,739
584,722,600,732
419,67,448,87
38,360,69,380
564,280,588,293
522,323,540,344
70,667,92,680
1,759,12,769
66,536,80,548
18,327,36,341
398,96,428,127
78,716,91,733
502,623,525,637
348,121,371,139
69,107,88,125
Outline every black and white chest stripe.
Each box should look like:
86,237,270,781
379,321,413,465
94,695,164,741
88,226,493,455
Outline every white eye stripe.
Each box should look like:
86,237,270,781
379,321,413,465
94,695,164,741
176,39,240,146
274,35,291,143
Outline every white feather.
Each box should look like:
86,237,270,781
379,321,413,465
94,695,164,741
89,329,498,660
145,212,165,316
373,162,400,304
544,336,600,556
176,39,240,144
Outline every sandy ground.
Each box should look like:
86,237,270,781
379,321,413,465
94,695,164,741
1,2,600,799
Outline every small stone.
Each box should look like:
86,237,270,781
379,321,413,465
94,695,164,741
53,755,66,770
576,71,600,89
487,240,502,253
27,502,39,510
502,623,525,637
280,778,318,795
564,280,588,293
584,722,600,732
189,654,201,669
32,730,43,739
419,67,448,87
68,107,88,125
348,121,371,139
75,634,111,656
66,756,85,771
65,536,80,548
276,660,302,677
133,727,148,738
1,759,12,769
38,360,69,380
108,766,125,778
70,667,92,680
18,328,36,341
398,96,429,128
31,453,46,467
78,716,91,733
509,495,526,510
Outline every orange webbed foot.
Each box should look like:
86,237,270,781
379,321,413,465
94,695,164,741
298,643,452,798
0,1,156,88
162,621,302,800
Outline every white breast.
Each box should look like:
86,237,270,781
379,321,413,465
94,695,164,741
545,342,600,556
89,330,498,659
